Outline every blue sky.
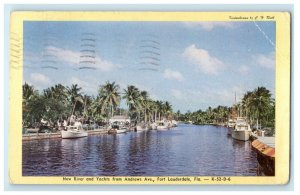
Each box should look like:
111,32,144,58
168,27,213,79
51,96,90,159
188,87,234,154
23,21,275,112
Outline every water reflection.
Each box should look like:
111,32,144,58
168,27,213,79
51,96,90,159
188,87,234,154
23,124,259,176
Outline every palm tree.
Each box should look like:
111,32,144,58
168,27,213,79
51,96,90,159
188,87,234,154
123,85,141,121
23,82,38,113
249,87,272,128
23,82,37,101
155,101,164,121
67,84,83,116
148,100,158,122
140,90,150,122
22,83,39,127
241,91,253,120
89,96,104,122
42,88,53,99
50,84,68,102
98,81,121,119
239,86,273,128
163,101,173,120
82,95,93,119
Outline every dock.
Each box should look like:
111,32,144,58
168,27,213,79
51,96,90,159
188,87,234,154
22,128,108,141
23,132,61,141
251,135,275,176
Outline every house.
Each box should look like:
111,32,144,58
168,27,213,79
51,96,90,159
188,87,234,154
109,115,131,125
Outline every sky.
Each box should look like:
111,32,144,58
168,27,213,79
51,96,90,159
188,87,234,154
23,21,275,113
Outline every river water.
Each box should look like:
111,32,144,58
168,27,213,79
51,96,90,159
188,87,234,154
22,124,259,176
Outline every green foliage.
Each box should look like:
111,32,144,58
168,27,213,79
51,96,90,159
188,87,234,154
179,86,275,129
22,82,175,128
23,82,274,131
98,81,121,119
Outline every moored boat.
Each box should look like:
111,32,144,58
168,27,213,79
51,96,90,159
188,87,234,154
157,121,169,131
227,119,236,135
116,127,127,134
135,123,149,131
150,122,158,130
231,117,251,141
171,120,178,127
109,121,128,134
61,123,88,139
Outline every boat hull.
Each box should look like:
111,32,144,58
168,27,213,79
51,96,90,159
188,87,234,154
157,126,169,131
116,128,127,134
227,128,233,135
150,123,157,130
227,124,235,135
136,125,148,131
231,130,251,141
61,130,88,139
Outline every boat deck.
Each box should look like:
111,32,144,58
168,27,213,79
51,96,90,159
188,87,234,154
257,136,275,148
251,136,275,159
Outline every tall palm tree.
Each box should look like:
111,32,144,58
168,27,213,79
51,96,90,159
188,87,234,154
23,82,37,101
156,101,164,121
98,81,121,119
22,82,38,120
140,90,150,122
43,88,53,99
164,101,173,119
82,95,93,118
241,91,253,120
89,96,104,122
50,84,68,102
67,84,83,116
148,100,158,122
22,83,39,127
249,87,272,128
123,85,141,120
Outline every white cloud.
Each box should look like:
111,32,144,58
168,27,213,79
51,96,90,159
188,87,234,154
69,77,97,94
254,52,275,69
184,22,235,31
171,89,183,100
70,77,89,88
30,73,50,85
238,65,250,74
184,84,246,108
163,69,185,81
45,46,117,71
183,44,226,75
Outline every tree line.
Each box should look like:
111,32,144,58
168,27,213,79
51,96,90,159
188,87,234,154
23,82,274,132
22,81,173,128
175,86,275,130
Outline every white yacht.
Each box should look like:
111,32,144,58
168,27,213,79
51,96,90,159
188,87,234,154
171,120,178,127
150,122,158,130
135,124,148,131
227,119,236,135
157,121,169,131
61,122,88,139
231,117,251,141
109,121,128,134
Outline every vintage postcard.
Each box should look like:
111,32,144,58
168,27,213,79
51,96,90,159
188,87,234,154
9,11,290,185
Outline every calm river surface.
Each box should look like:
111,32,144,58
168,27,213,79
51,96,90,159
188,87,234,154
23,124,259,176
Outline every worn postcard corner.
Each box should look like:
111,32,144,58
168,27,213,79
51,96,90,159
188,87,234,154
9,11,290,185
